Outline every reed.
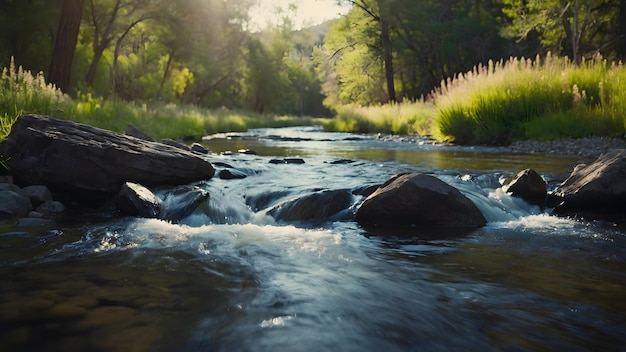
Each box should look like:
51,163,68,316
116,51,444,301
432,54,626,144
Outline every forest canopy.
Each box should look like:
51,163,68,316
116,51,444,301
1,0,625,117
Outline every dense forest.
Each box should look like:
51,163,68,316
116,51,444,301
1,0,625,117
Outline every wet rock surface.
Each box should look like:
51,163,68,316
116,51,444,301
0,115,215,203
548,149,626,222
356,172,487,229
504,169,547,206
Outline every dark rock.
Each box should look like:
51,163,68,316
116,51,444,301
269,158,305,164
159,186,209,223
114,182,161,218
268,189,353,223
352,184,381,197
212,162,234,168
548,149,626,222
190,143,209,154
0,115,215,203
22,185,53,208
356,173,486,229
35,200,66,215
327,159,356,165
245,190,292,212
125,123,155,142
0,190,31,218
159,138,191,151
219,169,247,180
504,169,547,206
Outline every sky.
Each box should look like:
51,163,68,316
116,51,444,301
248,0,351,31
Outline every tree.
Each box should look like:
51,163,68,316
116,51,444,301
84,0,161,87
0,0,63,73
48,0,84,93
500,0,620,63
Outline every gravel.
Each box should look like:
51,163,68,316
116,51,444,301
375,133,626,159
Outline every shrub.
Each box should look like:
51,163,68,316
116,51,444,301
432,54,626,145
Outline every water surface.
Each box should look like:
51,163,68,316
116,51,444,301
1,126,624,351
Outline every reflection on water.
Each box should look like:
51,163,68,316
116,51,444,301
0,126,624,351
202,127,592,176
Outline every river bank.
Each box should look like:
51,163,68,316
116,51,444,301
375,133,626,158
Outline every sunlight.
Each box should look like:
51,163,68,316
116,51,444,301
248,0,350,31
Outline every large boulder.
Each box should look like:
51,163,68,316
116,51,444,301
547,149,626,222
504,168,547,206
0,115,215,204
356,173,486,229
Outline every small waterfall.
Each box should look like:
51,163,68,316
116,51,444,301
443,174,543,224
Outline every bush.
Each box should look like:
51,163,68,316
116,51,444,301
432,54,626,145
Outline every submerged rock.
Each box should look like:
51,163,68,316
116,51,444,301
268,189,353,223
219,169,248,180
356,173,486,229
548,149,626,222
0,115,215,204
159,186,209,223
504,169,547,206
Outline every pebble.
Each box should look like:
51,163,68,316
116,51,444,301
506,137,626,158
376,133,626,158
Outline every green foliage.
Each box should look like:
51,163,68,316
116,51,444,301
433,54,626,144
0,58,316,141
499,0,620,62
322,100,434,136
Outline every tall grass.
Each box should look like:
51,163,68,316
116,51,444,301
0,58,315,142
322,100,435,135
433,54,626,145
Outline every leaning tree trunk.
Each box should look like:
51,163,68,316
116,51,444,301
48,0,84,93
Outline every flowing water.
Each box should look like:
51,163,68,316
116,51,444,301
1,126,625,351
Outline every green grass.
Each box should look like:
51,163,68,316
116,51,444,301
3,54,626,147
0,57,315,142
321,100,435,136
432,54,626,145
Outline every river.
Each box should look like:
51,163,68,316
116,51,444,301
1,126,625,351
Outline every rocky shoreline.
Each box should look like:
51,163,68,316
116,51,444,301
375,133,626,158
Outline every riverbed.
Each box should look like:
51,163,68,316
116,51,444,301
1,126,624,351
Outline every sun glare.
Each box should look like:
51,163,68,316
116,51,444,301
248,0,350,31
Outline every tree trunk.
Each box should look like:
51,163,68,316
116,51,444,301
381,17,396,103
48,0,84,93
85,0,121,86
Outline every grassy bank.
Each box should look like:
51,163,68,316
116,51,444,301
0,58,314,142
433,54,626,145
3,55,625,146
321,101,434,136
323,54,626,145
